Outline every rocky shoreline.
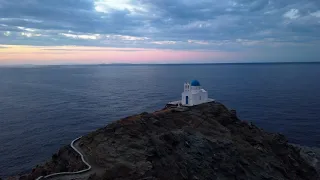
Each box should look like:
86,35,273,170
8,145,87,180
7,102,320,179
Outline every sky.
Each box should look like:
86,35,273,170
0,0,320,65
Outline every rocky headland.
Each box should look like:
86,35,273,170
8,102,320,180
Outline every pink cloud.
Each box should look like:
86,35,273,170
0,45,241,65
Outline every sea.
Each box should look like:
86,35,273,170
0,63,320,177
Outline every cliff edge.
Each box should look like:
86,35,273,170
11,102,320,180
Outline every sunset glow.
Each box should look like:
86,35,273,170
0,0,319,65
0,45,241,65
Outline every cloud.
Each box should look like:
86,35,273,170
284,9,300,19
40,47,150,52
94,0,148,14
0,0,319,63
60,33,100,40
311,10,320,18
21,32,41,37
112,35,149,41
151,41,176,45
3,31,10,36
188,40,209,45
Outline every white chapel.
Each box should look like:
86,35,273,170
181,80,213,106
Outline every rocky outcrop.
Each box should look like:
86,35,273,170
10,102,320,180
14,145,86,180
80,102,319,180
292,144,320,174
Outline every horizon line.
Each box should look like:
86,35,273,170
1,61,320,67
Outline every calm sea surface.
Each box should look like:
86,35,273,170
0,63,320,177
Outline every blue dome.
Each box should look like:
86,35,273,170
190,80,201,86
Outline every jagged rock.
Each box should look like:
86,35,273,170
291,144,320,173
10,102,320,180
9,145,86,180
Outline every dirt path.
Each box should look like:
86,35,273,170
35,137,105,180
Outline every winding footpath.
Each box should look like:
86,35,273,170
35,137,104,180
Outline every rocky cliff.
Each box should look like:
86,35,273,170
11,145,86,180
10,102,320,180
